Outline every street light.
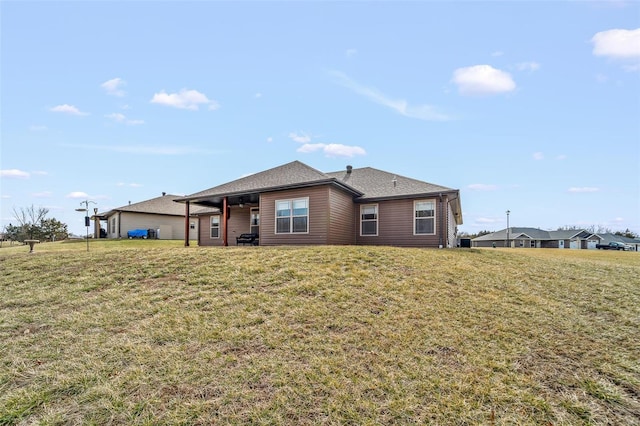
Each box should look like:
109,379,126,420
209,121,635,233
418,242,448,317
76,200,96,252
506,210,511,248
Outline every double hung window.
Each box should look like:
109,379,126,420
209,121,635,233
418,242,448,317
414,200,435,234
276,198,308,233
360,204,378,236
210,215,220,238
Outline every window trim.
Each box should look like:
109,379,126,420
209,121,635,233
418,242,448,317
274,197,309,234
413,199,436,236
210,215,220,239
360,203,379,236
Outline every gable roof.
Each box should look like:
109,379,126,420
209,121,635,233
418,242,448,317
181,161,362,202
99,194,204,217
473,227,599,241
326,167,455,200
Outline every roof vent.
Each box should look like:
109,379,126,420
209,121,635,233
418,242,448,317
392,176,397,187
128,201,131,205
346,165,353,174
162,192,166,196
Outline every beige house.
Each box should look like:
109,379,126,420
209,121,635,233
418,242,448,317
96,193,199,240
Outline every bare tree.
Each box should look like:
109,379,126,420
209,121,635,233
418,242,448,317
11,205,50,240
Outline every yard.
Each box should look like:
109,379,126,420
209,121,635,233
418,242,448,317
1,241,639,424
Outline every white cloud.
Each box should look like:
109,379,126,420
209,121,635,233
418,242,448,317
32,171,48,176
29,125,48,131
266,137,273,143
556,154,567,160
491,51,504,57
116,182,143,187
515,62,541,72
0,169,30,179
467,183,498,191
105,113,144,125
330,71,451,121
533,152,544,160
592,28,640,59
101,78,126,97
1,194,10,199
255,92,262,98
289,132,312,143
346,48,357,57
568,187,600,193
49,104,89,116
66,191,89,199
451,65,516,96
150,89,219,110
297,143,366,158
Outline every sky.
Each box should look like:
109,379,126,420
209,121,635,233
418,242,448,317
1,1,639,237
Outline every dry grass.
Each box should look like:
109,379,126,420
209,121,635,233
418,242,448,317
1,241,639,425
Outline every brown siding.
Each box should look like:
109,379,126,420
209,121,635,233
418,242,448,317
355,198,442,248
259,186,330,246
327,187,356,245
198,214,223,246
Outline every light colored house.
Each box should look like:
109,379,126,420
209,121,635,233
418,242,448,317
176,161,463,248
97,193,199,240
472,227,600,249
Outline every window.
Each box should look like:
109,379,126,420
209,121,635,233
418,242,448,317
250,208,260,235
210,215,220,238
190,222,196,230
111,217,116,234
414,200,435,235
360,204,378,236
276,198,308,233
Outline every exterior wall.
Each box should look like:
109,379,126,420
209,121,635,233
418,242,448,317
327,186,356,245
197,207,253,246
260,186,330,246
355,198,440,248
446,198,457,248
106,212,197,240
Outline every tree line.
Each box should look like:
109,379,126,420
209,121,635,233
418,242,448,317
2,205,69,243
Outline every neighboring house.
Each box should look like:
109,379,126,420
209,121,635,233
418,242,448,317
176,161,463,248
596,233,640,252
96,193,200,240
472,227,601,249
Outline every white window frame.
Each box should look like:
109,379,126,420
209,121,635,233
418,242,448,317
360,204,378,236
414,199,436,235
210,215,220,239
275,197,309,234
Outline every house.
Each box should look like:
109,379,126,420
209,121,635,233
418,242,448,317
596,233,640,252
176,161,462,248
96,193,200,240
472,227,601,249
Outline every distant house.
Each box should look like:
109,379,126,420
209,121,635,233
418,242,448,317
596,233,640,252
176,161,463,248
472,227,601,249
96,193,200,240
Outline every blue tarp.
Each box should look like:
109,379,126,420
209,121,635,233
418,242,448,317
127,229,148,238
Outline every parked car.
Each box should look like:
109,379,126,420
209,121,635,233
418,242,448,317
595,241,627,250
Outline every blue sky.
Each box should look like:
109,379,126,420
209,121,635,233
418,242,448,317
1,1,639,236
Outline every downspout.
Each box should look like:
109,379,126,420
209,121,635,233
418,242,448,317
117,212,121,238
184,201,190,247
222,197,228,246
438,193,443,248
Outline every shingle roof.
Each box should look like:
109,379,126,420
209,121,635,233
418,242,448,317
326,167,455,200
100,194,209,217
183,161,357,200
182,161,456,201
473,227,598,241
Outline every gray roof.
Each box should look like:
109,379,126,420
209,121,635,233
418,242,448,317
182,160,457,201
326,167,454,200
473,227,590,241
182,161,358,201
99,194,209,218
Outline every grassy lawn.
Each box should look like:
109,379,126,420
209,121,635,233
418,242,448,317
1,241,639,425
